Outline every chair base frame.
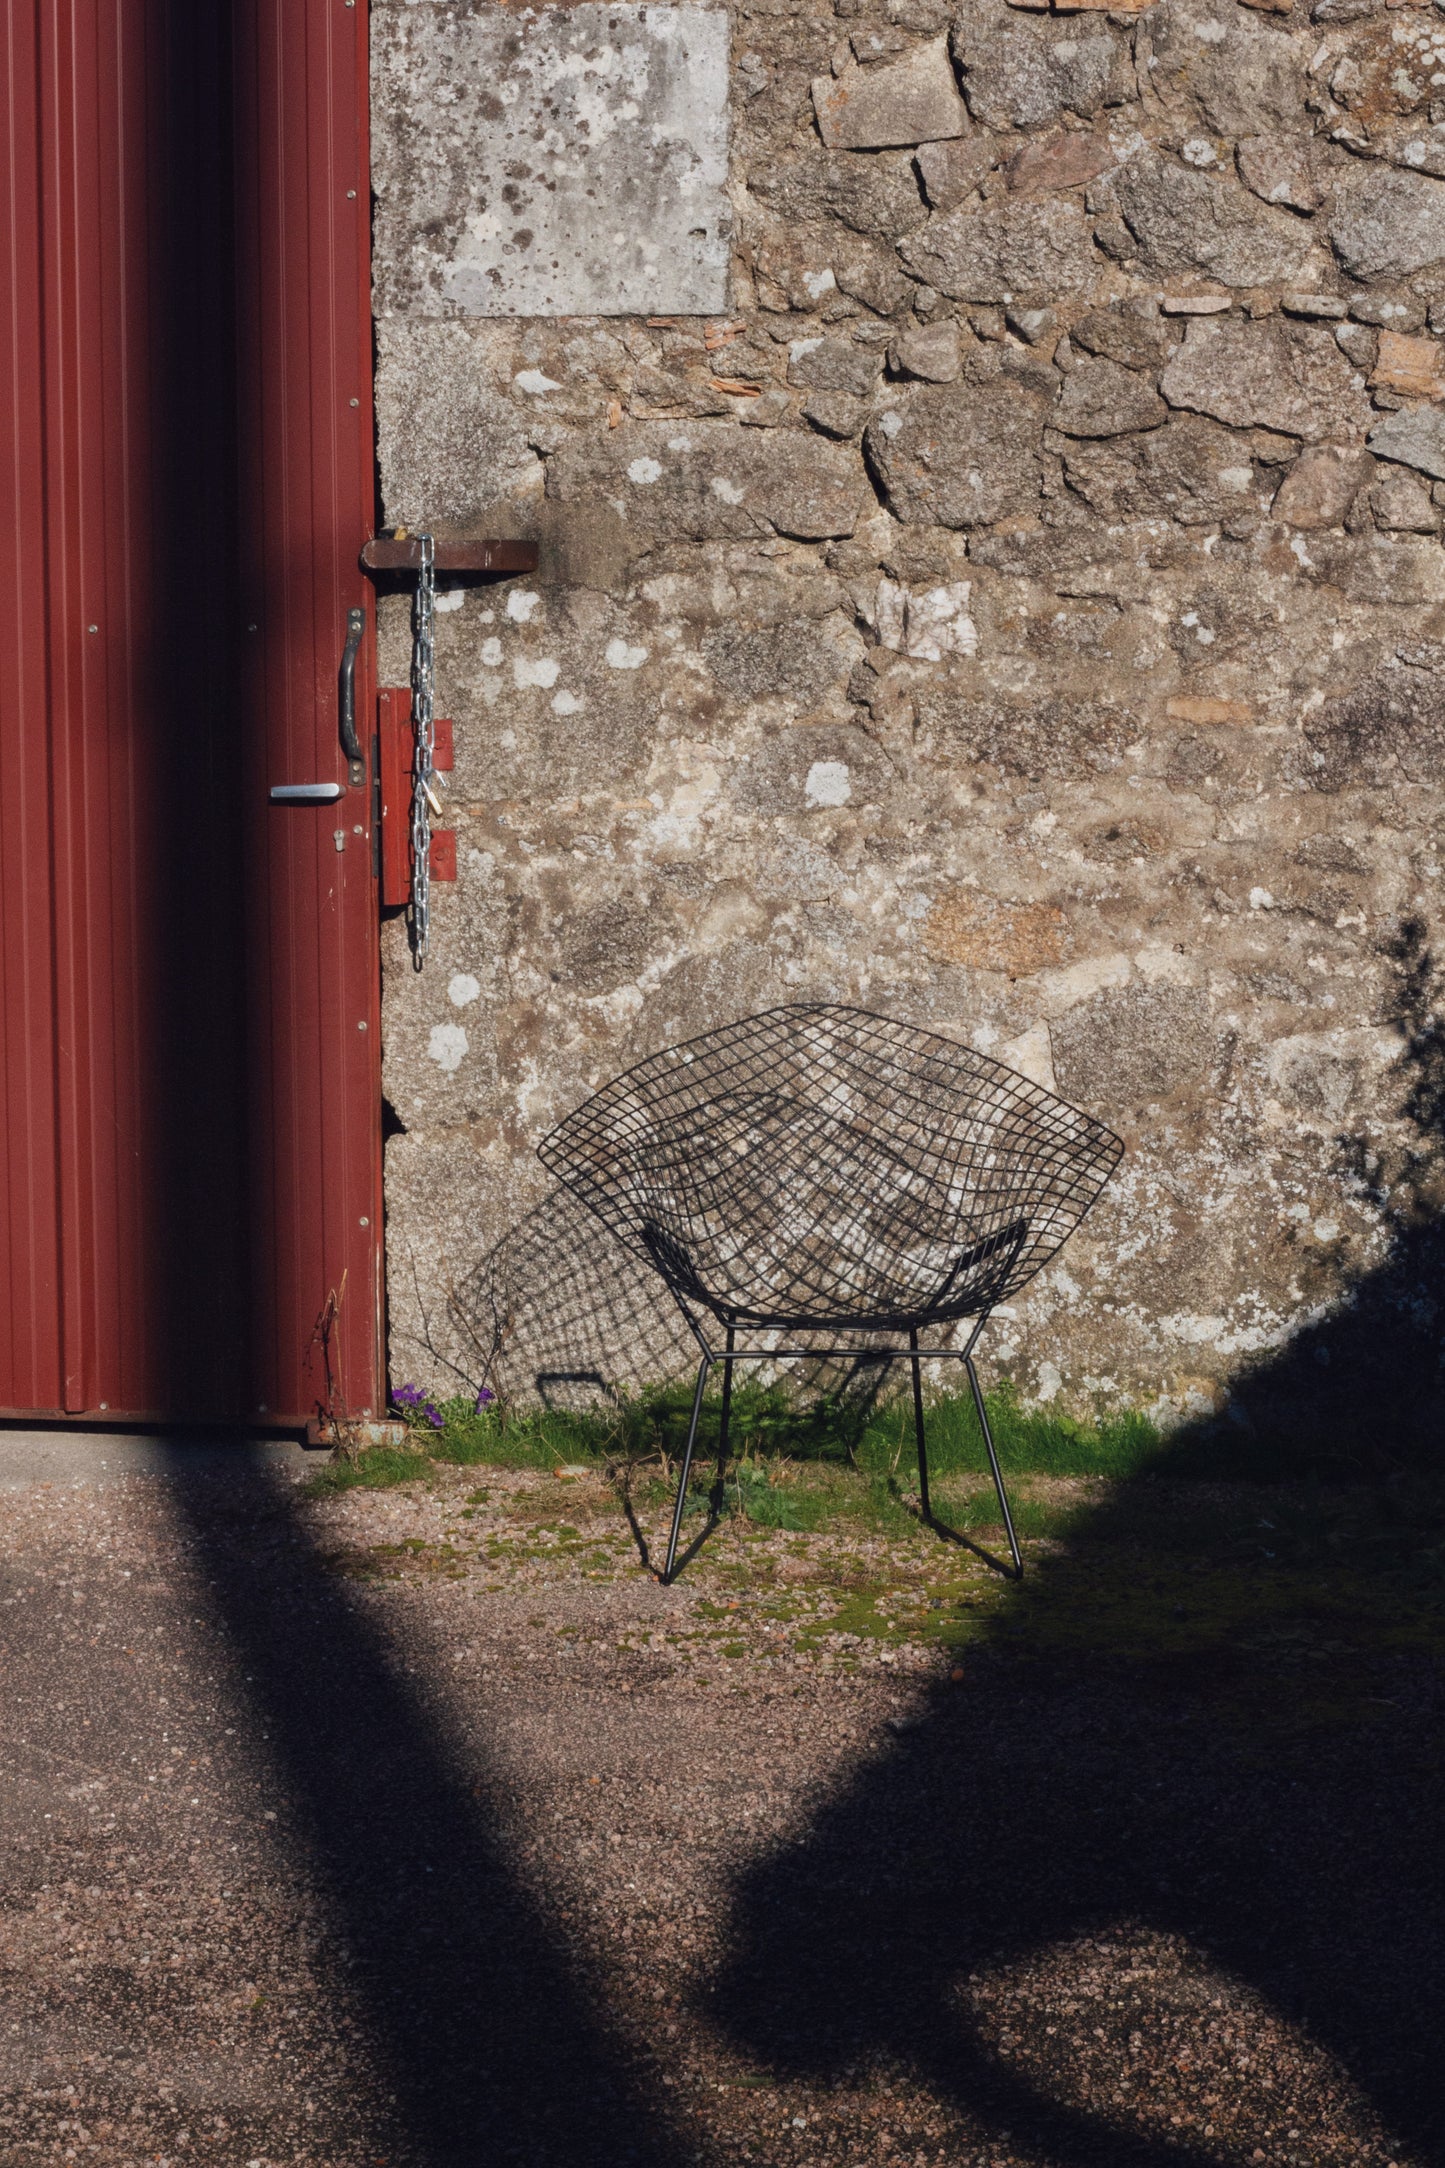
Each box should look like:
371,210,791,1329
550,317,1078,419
660,1311,1024,1587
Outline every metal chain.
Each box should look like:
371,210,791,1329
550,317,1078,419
409,532,436,970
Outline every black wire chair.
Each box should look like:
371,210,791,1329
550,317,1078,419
538,1004,1123,1584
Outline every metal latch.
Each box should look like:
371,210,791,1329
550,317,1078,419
269,782,345,804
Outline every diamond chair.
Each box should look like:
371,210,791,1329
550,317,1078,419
538,1005,1123,1585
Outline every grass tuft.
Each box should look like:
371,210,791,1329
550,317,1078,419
303,1443,435,1495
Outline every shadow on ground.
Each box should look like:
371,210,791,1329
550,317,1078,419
124,922,1443,2164
709,919,1445,2165
709,1466,1444,2165
156,1448,681,2168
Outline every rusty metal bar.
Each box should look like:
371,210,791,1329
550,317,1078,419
360,537,539,575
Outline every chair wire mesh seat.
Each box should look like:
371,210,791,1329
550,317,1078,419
538,1004,1122,1583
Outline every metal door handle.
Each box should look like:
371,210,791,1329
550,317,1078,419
340,606,366,784
270,782,345,804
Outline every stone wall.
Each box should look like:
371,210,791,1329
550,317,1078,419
373,0,1445,1440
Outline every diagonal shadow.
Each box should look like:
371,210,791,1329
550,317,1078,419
709,1592,1444,2163
157,1446,682,2168
701,920,1445,2165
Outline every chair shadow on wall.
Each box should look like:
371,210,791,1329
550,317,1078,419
444,1185,905,1429
703,916,1445,2166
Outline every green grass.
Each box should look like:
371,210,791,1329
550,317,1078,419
318,1379,1439,1567
304,1377,1167,1528
304,1442,437,1495
375,1377,1166,1484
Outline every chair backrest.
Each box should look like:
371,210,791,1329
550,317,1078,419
539,1005,1122,1328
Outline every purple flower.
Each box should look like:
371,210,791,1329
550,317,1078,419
475,1385,496,1410
392,1381,444,1429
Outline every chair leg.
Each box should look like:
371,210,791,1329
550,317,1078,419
908,1327,931,1523
663,1354,711,1585
965,1352,1023,1579
709,1327,736,1512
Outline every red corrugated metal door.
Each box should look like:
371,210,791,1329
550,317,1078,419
234,0,383,1428
0,1,382,1426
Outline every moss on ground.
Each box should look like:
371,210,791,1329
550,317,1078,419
304,1380,1445,1740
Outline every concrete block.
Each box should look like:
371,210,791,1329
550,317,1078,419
373,4,730,319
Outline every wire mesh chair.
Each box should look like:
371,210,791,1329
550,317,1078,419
538,1004,1122,1584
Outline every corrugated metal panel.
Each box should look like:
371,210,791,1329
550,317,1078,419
0,0,63,1411
0,0,381,1425
234,0,382,1424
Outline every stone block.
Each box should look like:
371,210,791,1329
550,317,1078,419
1236,136,1322,212
1061,415,1258,525
1301,658,1445,788
730,723,896,814
1282,294,1347,322
1160,318,1371,441
786,335,881,398
546,421,868,542
375,322,542,530
889,318,965,382
1271,444,1373,529
916,135,999,211
1071,298,1174,372
924,890,1069,975
812,37,969,150
749,151,929,242
1054,356,1167,438
1166,696,1253,724
1369,467,1440,531
1150,0,1306,137
1104,148,1315,288
875,578,978,659
1370,328,1445,399
700,620,851,704
1049,985,1217,1108
372,4,730,319
1005,131,1117,198
955,17,1134,131
1329,166,1445,280
802,392,869,439
1367,402,1445,479
913,688,1136,778
864,380,1047,526
898,199,1097,303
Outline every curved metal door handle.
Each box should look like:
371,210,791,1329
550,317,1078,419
339,606,366,783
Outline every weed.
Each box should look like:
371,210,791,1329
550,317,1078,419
304,1444,434,1495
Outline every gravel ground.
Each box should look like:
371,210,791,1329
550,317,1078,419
0,1436,1438,2168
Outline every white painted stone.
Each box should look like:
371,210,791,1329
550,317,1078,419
373,5,731,319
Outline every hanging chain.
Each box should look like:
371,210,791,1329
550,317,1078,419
409,532,437,970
